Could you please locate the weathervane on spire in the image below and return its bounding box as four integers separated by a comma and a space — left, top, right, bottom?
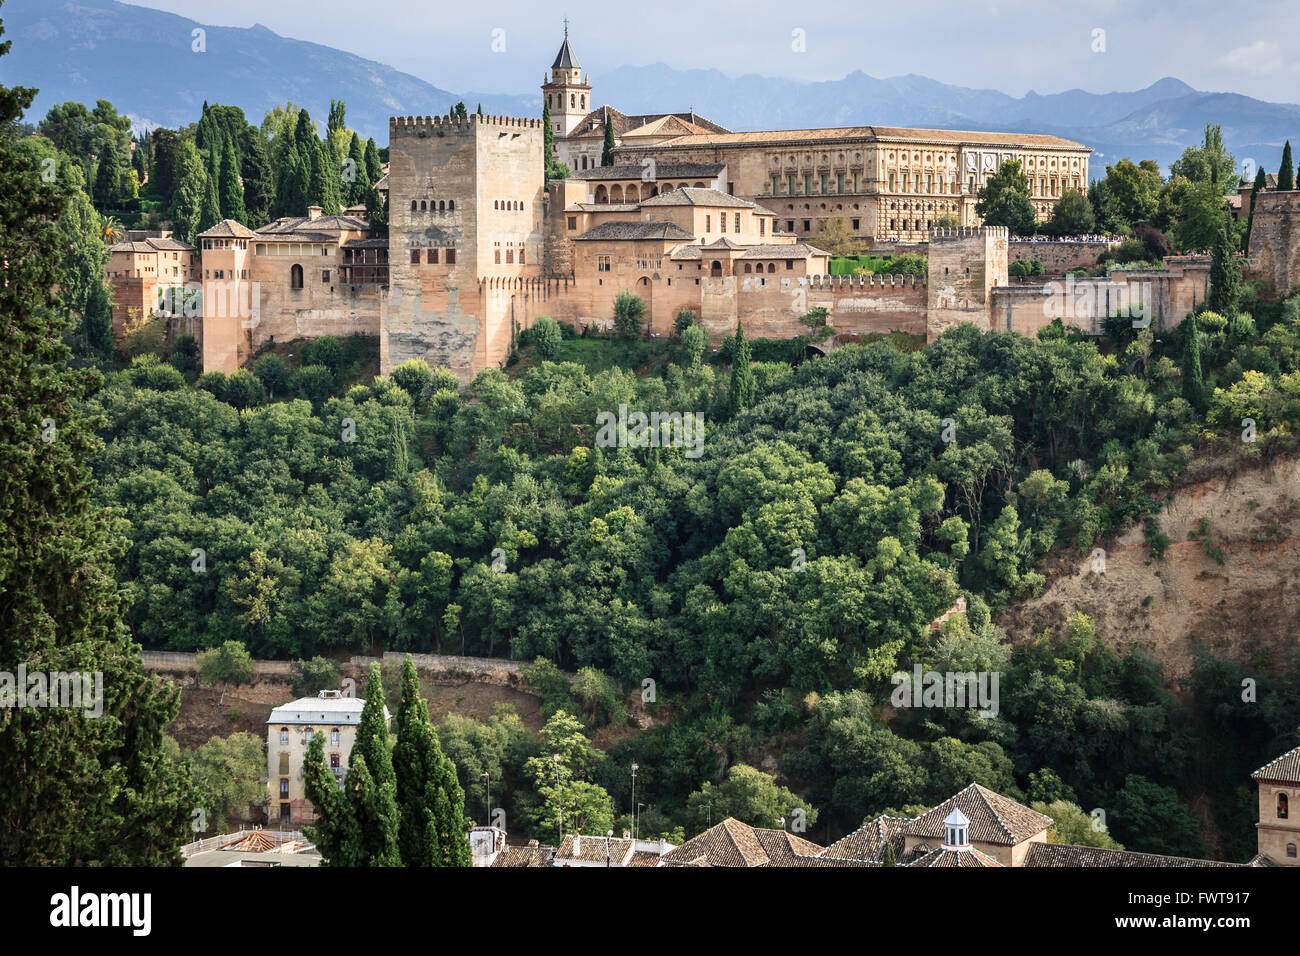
563, 17, 569, 39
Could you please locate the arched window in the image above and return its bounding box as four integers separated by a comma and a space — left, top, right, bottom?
710, 260, 722, 277
1279, 793, 1290, 819
767, 263, 775, 273
439, 200, 446, 212
610, 185, 624, 202
280, 727, 289, 745
580, 95, 585, 109
570, 93, 575, 108
743, 263, 752, 273
595, 185, 608, 204
493, 200, 499, 210
420, 200, 427, 211
330, 728, 340, 748
290, 264, 303, 289
410, 200, 417, 211
448, 200, 455, 211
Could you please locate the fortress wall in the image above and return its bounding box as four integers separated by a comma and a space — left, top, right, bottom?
1008, 239, 1119, 273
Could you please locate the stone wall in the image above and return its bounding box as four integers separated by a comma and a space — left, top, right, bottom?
1008, 239, 1119, 273
1247, 190, 1300, 296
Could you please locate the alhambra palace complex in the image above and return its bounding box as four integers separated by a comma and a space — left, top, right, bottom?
105, 33, 1300, 381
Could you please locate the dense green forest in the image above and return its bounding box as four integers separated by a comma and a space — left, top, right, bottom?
76, 277, 1300, 856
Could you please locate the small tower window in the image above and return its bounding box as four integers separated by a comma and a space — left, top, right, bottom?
290, 264, 303, 289
1279, 793, 1290, 819
1289, 844, 1298, 858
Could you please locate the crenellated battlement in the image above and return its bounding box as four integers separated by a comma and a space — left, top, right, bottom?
930, 225, 1009, 240
390, 114, 544, 137
804, 273, 928, 289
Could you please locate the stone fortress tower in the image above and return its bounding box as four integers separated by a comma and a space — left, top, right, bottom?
382, 113, 546, 379
1247, 190, 1300, 295
927, 226, 1009, 339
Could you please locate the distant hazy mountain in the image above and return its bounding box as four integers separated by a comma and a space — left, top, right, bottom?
0, 0, 535, 140
4, 0, 1299, 176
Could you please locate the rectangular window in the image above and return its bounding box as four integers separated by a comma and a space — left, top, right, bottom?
428, 248, 438, 264
568, 216, 577, 230
330, 730, 339, 747
759, 219, 765, 236
720, 214, 726, 233
506, 249, 514, 263
494, 249, 501, 264
410, 250, 420, 265
802, 220, 810, 232
785, 260, 794, 270
322, 270, 330, 282
597, 255, 611, 273
852, 219, 860, 231
279, 753, 289, 775
519, 247, 525, 265
446, 248, 456, 265
786, 221, 794, 232
705, 215, 711, 231
734, 213, 740, 232
280, 728, 288, 745
279, 778, 289, 799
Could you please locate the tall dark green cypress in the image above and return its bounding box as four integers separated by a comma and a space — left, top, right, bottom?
303, 731, 351, 865
1245, 165, 1267, 252
345, 131, 368, 206
93, 136, 120, 208
1181, 312, 1205, 412
728, 318, 756, 416
1279, 141, 1295, 192
393, 658, 471, 867
1208, 219, 1241, 315
543, 101, 555, 180
0, 20, 195, 863
601, 109, 616, 166
218, 135, 246, 223
363, 137, 382, 186
197, 153, 221, 233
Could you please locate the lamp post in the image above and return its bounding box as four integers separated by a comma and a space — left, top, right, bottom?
553, 754, 563, 841
481, 771, 490, 826
630, 763, 638, 841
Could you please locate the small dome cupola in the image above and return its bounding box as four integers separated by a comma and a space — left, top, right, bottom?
943, 808, 970, 849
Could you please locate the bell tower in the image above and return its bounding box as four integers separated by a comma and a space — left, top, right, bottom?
542, 22, 590, 139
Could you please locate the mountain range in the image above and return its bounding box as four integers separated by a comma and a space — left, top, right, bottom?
4, 0, 1300, 177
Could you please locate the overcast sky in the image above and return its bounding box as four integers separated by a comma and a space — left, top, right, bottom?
125, 0, 1300, 102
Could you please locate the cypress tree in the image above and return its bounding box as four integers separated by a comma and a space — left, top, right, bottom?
601, 110, 615, 166
363, 137, 382, 186
1208, 219, 1241, 315
239, 128, 274, 226
93, 136, 120, 208
354, 664, 395, 790
543, 101, 554, 180
728, 319, 756, 416
303, 731, 352, 864
1279, 141, 1295, 192
1181, 312, 1205, 412
393, 658, 471, 866
345, 131, 368, 206
197, 156, 221, 233
882, 840, 897, 866
341, 753, 401, 866
218, 135, 246, 223
1245, 165, 1267, 252
169, 140, 205, 244
0, 31, 196, 863
318, 135, 343, 215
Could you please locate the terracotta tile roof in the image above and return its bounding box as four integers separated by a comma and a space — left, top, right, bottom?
904, 784, 1052, 846
198, 219, 258, 239
491, 843, 556, 867
669, 241, 826, 261
555, 835, 635, 864
568, 105, 729, 141
640, 187, 758, 209
1252, 745, 1300, 784
907, 845, 1004, 867
822, 815, 913, 863
575, 162, 725, 182
256, 215, 369, 235
571, 203, 641, 212
573, 221, 695, 241
1024, 843, 1239, 868
622, 125, 1088, 152
658, 818, 776, 867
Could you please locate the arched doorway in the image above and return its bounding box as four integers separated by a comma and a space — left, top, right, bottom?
710, 260, 723, 277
